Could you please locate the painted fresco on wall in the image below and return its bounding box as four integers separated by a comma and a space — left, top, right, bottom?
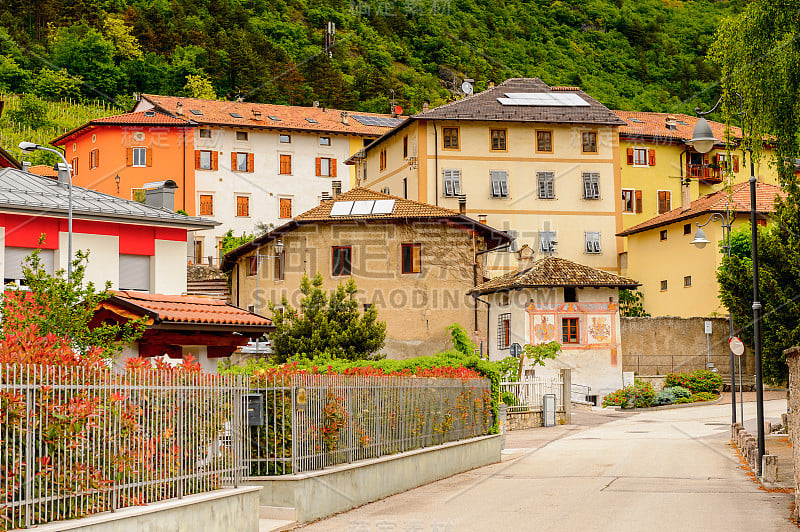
532, 315, 556, 343
587, 315, 612, 344
526, 301, 618, 350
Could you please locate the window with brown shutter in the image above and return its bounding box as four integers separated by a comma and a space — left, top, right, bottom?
331, 158, 337, 177
145, 148, 152, 167
536, 130, 553, 153
248, 255, 259, 276
733, 155, 740, 172
279, 198, 292, 218
401, 243, 421, 274
657, 191, 671, 214
89, 149, 99, 169
196, 150, 213, 170
442, 127, 459, 149
332, 246, 352, 276
562, 318, 579, 344
236, 195, 249, 217
71, 157, 78, 176
626, 147, 634, 165
274, 250, 285, 280
621, 189, 635, 213
635, 190, 643, 213
581, 131, 598, 153
403, 136, 408, 158
279, 154, 291, 175
490, 129, 507, 151
248, 153, 254, 172
199, 194, 213, 216
379, 149, 387, 171
648, 149, 656, 166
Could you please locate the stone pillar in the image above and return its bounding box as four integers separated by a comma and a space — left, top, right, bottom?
561, 368, 572, 425
763, 454, 778, 484
783, 346, 800, 519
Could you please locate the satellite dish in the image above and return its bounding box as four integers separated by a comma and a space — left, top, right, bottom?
461, 81, 474, 95
394, 105, 403, 116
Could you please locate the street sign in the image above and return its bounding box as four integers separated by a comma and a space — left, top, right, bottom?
510, 343, 522, 357
729, 336, 746, 357
704, 320, 713, 334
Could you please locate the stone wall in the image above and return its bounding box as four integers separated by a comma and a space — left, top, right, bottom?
506, 411, 543, 431
621, 316, 754, 376
786, 346, 800, 520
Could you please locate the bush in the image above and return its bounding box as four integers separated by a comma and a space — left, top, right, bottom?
651, 386, 692, 406
602, 380, 655, 408
501, 391, 516, 406
665, 372, 692, 389
672, 386, 692, 399
665, 370, 723, 394
691, 392, 718, 402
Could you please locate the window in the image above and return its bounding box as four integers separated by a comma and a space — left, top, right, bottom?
443, 127, 459, 149
585, 231, 601, 254
248, 254, 259, 276
320, 136, 331, 146
279, 198, 292, 218
279, 134, 291, 143
119, 255, 150, 292
234, 152, 251, 172
403, 178, 408, 199
236, 195, 249, 217
622, 189, 635, 213
236, 131, 248, 141
279, 154, 291, 174
71, 157, 78, 176
193, 239, 203, 264
443, 169, 461, 197
199, 194, 213, 216
401, 243, 421, 274
536, 130, 553, 153
199, 129, 211, 138
684, 223, 692, 235
657, 190, 671, 214
197, 150, 214, 170
562, 318, 579, 344
490, 170, 509, 198
498, 313, 511, 349
131, 147, 147, 167
507, 230, 518, 252
582, 131, 598, 153
332, 180, 342, 197
274, 250, 285, 280
564, 287, 577, 303
89, 149, 99, 169
539, 231, 556, 254
659, 229, 667, 241
582, 173, 600, 199
684, 275, 692, 287
660, 280, 668, 291
537, 172, 555, 199
490, 129, 507, 151
403, 136, 408, 158
332, 246, 352, 276
4, 247, 54, 283
316, 157, 336, 177
379, 149, 387, 171
633, 148, 648, 166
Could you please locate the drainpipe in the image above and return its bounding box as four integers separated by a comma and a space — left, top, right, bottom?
433, 120, 438, 205
183, 126, 187, 212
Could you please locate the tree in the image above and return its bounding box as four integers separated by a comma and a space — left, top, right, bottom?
711, 1, 800, 383
219, 229, 256, 257
1, 247, 146, 358
619, 289, 650, 317
33, 68, 83, 100
183, 74, 217, 100
5, 93, 50, 128
269, 273, 386, 362
103, 16, 143, 61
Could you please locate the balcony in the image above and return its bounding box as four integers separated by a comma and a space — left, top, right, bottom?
687, 163, 723, 184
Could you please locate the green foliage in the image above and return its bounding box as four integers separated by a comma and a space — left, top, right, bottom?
495, 356, 520, 382
268, 273, 387, 363
447, 323, 477, 357
6, 93, 50, 128
219, 229, 257, 257
501, 391, 516, 406
183, 74, 217, 100
691, 392, 718, 402
1, 247, 146, 358
602, 380, 655, 408
665, 370, 722, 393
665, 372, 691, 390
651, 385, 691, 406
618, 289, 650, 317
32, 69, 83, 100
522, 341, 561, 367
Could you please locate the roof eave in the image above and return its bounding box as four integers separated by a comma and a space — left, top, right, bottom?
471, 282, 640, 295
0, 204, 219, 230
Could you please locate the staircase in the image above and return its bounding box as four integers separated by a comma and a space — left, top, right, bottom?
186, 278, 229, 300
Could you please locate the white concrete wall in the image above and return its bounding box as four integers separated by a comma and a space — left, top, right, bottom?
61, 232, 120, 289
191, 126, 354, 255
152, 239, 188, 295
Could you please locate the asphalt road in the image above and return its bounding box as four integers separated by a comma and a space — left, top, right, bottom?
300, 400, 796, 532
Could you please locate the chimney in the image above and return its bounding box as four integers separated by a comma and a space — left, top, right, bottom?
340, 111, 349, 125
665, 115, 677, 130
175, 101, 183, 116
313, 101, 320, 108
488, 81, 495, 89
422, 102, 429, 112
681, 179, 691, 211
55, 162, 70, 184
478, 214, 487, 224
144, 180, 179, 211
457, 194, 467, 214
516, 244, 536, 270
21, 161, 31, 173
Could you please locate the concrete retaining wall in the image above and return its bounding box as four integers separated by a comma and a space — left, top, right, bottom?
785, 346, 800, 520
248, 434, 502, 523
20, 487, 262, 532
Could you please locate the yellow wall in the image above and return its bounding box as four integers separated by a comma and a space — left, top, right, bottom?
622, 215, 753, 317
359, 120, 621, 275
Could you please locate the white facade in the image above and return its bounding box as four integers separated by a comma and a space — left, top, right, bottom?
486, 286, 623, 400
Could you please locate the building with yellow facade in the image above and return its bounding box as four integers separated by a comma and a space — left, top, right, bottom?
618, 182, 784, 317
346, 78, 626, 277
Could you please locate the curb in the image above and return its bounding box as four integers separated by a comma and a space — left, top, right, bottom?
598, 395, 723, 412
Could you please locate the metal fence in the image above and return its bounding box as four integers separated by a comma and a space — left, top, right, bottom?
246, 374, 493, 476
571, 383, 592, 404
0, 364, 248, 530
500, 377, 564, 413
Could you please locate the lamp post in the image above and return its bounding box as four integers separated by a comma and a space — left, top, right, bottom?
254, 239, 284, 315
19, 142, 73, 280
689, 96, 766, 475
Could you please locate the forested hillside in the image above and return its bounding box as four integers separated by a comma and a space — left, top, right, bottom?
0, 0, 742, 114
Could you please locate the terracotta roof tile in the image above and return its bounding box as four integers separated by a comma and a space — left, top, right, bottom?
618, 181, 785, 236
614, 110, 742, 144
27, 165, 58, 177
471, 256, 639, 293
112, 291, 272, 327
414, 78, 625, 126
294, 187, 459, 222
141, 94, 402, 136
51, 111, 192, 145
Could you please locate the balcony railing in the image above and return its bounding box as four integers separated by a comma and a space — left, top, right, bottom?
687, 163, 723, 184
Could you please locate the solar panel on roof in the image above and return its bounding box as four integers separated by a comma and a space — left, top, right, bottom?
497, 93, 589, 107
372, 199, 395, 214
268, 116, 281, 121
350, 115, 404, 128
229, 112, 243, 118
629, 118, 644, 124
330, 201, 354, 216
306, 118, 318, 124
350, 200, 375, 215
190, 109, 203, 115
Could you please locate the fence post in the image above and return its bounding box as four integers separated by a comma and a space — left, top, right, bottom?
561, 369, 572, 425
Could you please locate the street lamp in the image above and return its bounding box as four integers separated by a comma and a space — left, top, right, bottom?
690, 95, 766, 476
19, 142, 73, 280
254, 238, 284, 315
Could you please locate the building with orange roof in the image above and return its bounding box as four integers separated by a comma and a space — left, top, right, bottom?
50, 96, 401, 266
221, 188, 512, 359
617, 181, 785, 317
